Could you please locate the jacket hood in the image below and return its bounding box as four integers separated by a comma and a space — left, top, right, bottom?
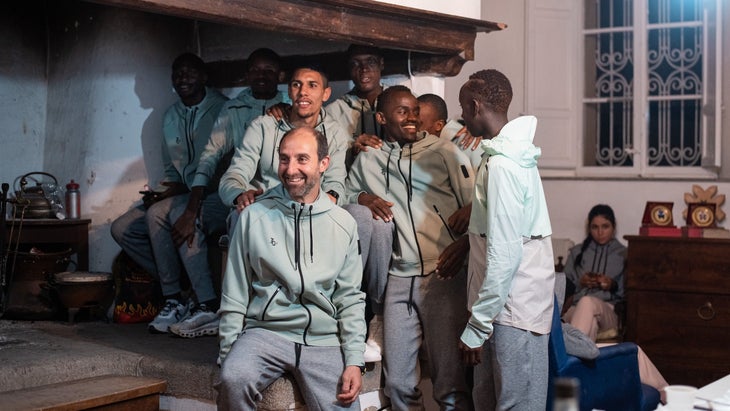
341, 87, 382, 111
173, 87, 226, 115
257, 183, 335, 217
234, 88, 288, 106
482, 115, 541, 168
279, 108, 330, 132
257, 184, 336, 270
380, 131, 442, 201
384, 131, 438, 156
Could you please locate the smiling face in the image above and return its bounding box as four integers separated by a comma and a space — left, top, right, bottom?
288, 68, 331, 123
590, 215, 615, 245
278, 128, 329, 203
172, 61, 207, 106
377, 89, 420, 146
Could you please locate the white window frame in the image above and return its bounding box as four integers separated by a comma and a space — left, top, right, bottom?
576, 0, 722, 179
528, 0, 722, 178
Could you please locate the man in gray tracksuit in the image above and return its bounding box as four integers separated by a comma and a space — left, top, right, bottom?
346, 85, 474, 410
218, 66, 347, 221
217, 127, 366, 410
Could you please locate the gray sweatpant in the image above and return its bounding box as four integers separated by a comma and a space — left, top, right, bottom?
342, 204, 393, 314
383, 274, 473, 411
216, 328, 360, 411
110, 192, 227, 302
473, 324, 549, 411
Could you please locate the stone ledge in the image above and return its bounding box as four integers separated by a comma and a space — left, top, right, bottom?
0, 320, 383, 409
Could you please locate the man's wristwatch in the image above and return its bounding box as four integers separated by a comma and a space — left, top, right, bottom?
326, 190, 340, 202
358, 365, 366, 375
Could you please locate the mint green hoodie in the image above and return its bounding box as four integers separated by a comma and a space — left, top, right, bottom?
218, 184, 366, 366
461, 115, 554, 348
193, 88, 289, 188
346, 132, 473, 277
161, 87, 228, 190
218, 109, 348, 206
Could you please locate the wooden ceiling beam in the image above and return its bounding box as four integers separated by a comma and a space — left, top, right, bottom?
87, 0, 505, 60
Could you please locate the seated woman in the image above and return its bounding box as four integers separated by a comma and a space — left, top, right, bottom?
563, 204, 624, 341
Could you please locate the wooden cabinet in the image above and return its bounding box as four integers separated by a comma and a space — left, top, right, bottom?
624, 235, 730, 387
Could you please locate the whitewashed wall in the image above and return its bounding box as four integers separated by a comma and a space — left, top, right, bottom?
0, 9, 46, 186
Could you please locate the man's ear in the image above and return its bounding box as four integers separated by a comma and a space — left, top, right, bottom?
376, 111, 386, 125
470, 98, 481, 116
323, 86, 332, 103
319, 155, 330, 174
434, 119, 446, 134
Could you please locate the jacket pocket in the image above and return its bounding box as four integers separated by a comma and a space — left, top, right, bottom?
318, 290, 337, 316
261, 285, 283, 322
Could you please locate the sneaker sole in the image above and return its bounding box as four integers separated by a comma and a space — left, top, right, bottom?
169, 325, 218, 338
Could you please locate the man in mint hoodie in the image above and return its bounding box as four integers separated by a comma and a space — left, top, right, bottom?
346, 85, 474, 410
167, 48, 290, 339
111, 53, 228, 336
457, 69, 555, 410
218, 65, 347, 215
217, 127, 366, 410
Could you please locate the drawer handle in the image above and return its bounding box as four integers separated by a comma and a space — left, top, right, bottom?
697, 302, 716, 321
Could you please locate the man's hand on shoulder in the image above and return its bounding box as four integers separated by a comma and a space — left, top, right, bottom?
235, 188, 264, 212
266, 103, 291, 121
336, 365, 363, 405
358, 193, 394, 222
353, 133, 383, 154
453, 126, 481, 151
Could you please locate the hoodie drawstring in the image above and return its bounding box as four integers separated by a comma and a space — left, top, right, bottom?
396, 144, 425, 276
181, 106, 199, 186
292, 204, 301, 270
308, 205, 314, 263
292, 203, 315, 267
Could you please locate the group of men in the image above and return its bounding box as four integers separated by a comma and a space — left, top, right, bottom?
111, 44, 555, 410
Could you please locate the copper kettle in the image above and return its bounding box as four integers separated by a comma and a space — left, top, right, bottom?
13, 172, 59, 219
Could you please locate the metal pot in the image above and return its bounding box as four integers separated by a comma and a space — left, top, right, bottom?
52, 271, 114, 310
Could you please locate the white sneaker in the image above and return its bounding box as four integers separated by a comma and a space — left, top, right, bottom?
148, 299, 192, 334
364, 315, 384, 362
364, 341, 382, 363
169, 303, 219, 338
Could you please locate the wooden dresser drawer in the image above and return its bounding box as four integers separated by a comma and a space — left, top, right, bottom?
626, 236, 730, 293
627, 290, 730, 386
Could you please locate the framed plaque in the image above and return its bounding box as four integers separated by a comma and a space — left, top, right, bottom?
642, 202, 674, 227
687, 203, 716, 228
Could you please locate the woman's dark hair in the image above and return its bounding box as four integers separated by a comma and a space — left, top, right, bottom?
575, 204, 616, 268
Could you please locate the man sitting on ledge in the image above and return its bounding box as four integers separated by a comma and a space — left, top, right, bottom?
216, 127, 366, 410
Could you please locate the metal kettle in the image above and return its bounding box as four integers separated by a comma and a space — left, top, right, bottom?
13, 172, 59, 219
